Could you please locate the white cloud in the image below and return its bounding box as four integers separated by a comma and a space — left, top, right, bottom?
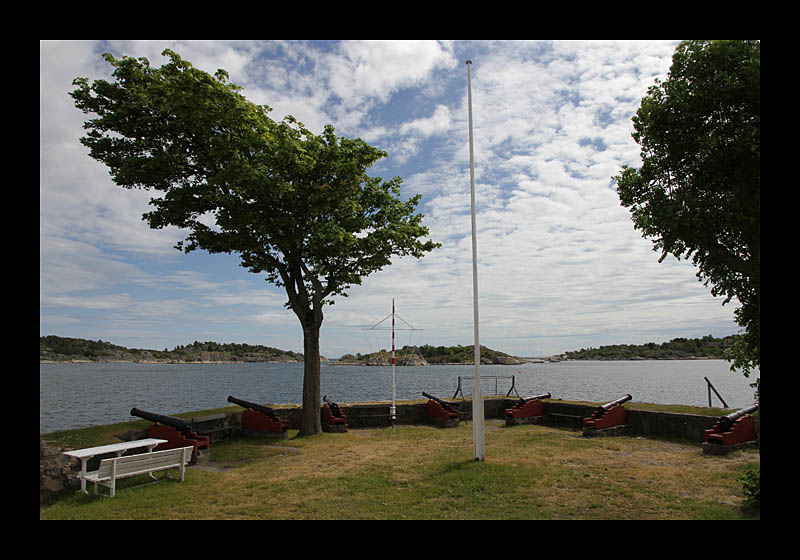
329, 40, 457, 103
39, 237, 147, 298
400, 105, 452, 137
41, 40, 741, 357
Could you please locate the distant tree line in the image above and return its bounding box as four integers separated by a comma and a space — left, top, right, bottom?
563, 335, 738, 360
40, 335, 303, 362
173, 340, 302, 358
40, 335, 128, 359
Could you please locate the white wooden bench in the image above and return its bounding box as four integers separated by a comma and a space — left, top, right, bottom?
62, 438, 168, 494
82, 446, 193, 497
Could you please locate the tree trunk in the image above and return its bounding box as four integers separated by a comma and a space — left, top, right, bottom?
298, 320, 322, 437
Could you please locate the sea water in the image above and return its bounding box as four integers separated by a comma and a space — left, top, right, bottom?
39, 360, 758, 433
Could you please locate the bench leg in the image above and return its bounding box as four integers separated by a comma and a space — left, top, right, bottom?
109, 460, 117, 497
179, 447, 187, 482
79, 459, 89, 494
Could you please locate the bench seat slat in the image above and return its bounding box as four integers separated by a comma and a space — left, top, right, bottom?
102, 452, 184, 476
87, 458, 182, 481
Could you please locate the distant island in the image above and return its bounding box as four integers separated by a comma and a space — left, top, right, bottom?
40, 334, 739, 364
561, 335, 738, 361
338, 344, 527, 366
40, 336, 305, 364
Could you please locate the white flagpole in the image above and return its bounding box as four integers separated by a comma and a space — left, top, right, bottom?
466, 59, 486, 461
391, 298, 397, 421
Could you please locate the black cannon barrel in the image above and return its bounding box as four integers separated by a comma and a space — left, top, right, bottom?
520, 392, 551, 403
599, 394, 632, 412
227, 395, 278, 419
130, 407, 192, 436
423, 391, 456, 411
718, 402, 759, 432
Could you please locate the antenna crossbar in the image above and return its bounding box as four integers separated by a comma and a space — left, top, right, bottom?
362, 314, 422, 331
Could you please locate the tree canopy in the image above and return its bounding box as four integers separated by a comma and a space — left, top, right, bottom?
71, 49, 440, 434
614, 40, 759, 387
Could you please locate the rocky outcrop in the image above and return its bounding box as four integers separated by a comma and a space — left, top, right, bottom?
40, 439, 80, 502
336, 353, 526, 366
487, 355, 526, 365
350, 355, 428, 366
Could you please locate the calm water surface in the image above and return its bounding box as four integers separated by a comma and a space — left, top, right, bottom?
39, 360, 758, 433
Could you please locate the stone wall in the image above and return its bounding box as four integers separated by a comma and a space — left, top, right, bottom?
625, 408, 719, 441
40, 439, 81, 502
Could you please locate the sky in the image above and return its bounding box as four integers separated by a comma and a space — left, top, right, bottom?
40, 40, 742, 358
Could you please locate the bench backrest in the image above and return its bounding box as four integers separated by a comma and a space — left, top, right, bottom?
96, 446, 193, 479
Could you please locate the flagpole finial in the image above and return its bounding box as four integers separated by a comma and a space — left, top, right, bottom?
466, 59, 472, 64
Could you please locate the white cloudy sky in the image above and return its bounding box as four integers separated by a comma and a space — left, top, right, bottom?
41, 39, 741, 358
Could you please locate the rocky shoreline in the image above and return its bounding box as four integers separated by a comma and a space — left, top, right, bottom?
39, 352, 311, 365
40, 354, 721, 365
336, 354, 529, 366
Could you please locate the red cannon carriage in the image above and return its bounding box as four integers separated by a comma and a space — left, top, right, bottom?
227, 395, 291, 436
322, 395, 348, 432
130, 407, 210, 462
704, 403, 759, 446
423, 391, 461, 427
583, 394, 632, 432
505, 392, 551, 423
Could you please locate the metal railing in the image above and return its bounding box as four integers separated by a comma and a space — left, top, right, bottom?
704, 376, 729, 408
453, 375, 520, 400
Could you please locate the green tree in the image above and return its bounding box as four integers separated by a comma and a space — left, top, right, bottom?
71, 50, 439, 435
614, 40, 759, 391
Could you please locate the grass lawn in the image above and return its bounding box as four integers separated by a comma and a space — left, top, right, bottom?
40, 418, 759, 520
